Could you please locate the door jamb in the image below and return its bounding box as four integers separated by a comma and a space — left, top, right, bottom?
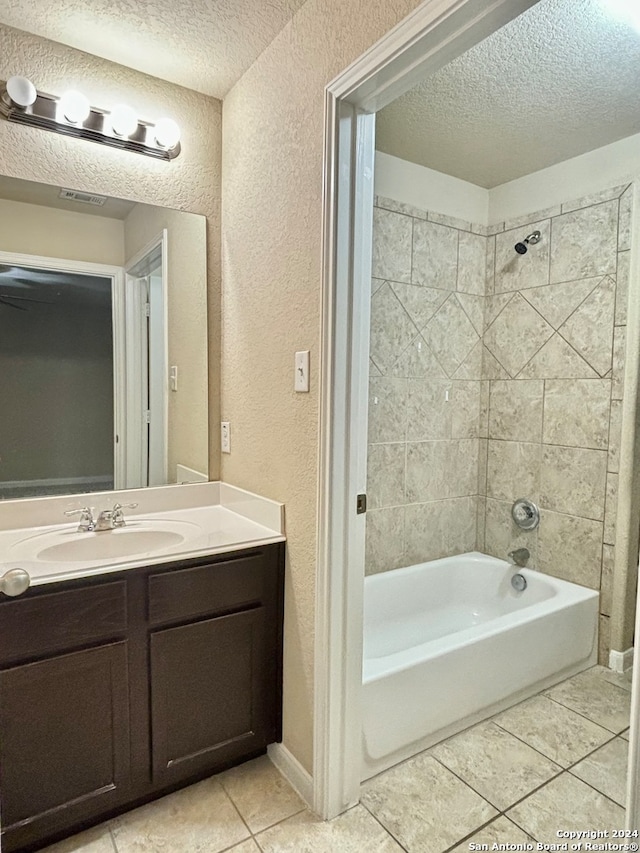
314, 0, 546, 821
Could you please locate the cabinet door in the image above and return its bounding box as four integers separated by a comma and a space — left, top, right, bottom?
0, 642, 130, 852
150, 607, 268, 785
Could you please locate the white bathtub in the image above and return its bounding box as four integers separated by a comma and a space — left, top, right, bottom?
362, 551, 599, 779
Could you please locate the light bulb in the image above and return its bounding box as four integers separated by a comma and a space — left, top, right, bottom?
59, 90, 91, 124
154, 117, 181, 150
5, 75, 37, 108
110, 104, 138, 137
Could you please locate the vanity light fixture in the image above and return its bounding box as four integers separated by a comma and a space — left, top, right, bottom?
59, 90, 91, 124
110, 104, 139, 138
0, 75, 181, 160
5, 75, 36, 108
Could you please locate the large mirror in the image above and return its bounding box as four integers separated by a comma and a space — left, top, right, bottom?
0, 175, 208, 499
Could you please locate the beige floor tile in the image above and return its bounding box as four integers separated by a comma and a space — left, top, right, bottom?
42, 826, 115, 853
570, 737, 628, 806
601, 668, 634, 692
493, 694, 612, 767
228, 841, 262, 852
255, 805, 403, 852
508, 773, 624, 841
449, 816, 534, 853
430, 721, 561, 811
621, 729, 630, 741
111, 777, 249, 853
545, 667, 631, 732
361, 752, 497, 853
219, 755, 305, 833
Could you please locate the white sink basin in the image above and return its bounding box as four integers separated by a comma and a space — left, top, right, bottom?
10, 520, 202, 564
37, 529, 185, 562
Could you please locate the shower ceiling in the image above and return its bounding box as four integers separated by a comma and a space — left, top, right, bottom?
375, 0, 640, 188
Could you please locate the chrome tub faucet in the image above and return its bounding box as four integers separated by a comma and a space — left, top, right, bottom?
508, 547, 530, 568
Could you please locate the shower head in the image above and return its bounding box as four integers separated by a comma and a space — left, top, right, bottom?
514, 230, 542, 255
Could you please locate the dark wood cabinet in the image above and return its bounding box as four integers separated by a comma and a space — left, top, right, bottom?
150, 607, 268, 784
0, 543, 284, 853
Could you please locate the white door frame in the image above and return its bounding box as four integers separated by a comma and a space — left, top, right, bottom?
314, 0, 566, 821
124, 230, 169, 487
0, 249, 125, 488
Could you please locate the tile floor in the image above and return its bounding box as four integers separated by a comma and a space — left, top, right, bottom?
43, 665, 632, 853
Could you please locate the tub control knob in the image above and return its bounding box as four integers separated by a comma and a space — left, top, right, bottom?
511, 498, 540, 530
0, 568, 30, 597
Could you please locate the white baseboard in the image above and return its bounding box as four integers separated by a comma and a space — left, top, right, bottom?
609, 647, 634, 673
267, 743, 313, 808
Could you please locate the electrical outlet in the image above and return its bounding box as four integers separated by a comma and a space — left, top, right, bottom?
221, 421, 230, 453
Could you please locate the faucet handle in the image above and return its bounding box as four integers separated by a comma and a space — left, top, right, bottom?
64, 507, 95, 531
112, 502, 138, 527
64, 506, 93, 517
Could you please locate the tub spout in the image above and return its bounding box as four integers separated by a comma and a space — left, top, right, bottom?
508, 547, 530, 568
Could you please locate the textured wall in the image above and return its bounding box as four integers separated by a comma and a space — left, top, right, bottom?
0, 196, 124, 264
124, 205, 209, 481
0, 23, 222, 478
221, 0, 425, 772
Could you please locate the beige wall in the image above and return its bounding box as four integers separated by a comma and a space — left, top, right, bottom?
221, 0, 425, 772
0, 197, 124, 264
0, 23, 222, 478
124, 204, 209, 481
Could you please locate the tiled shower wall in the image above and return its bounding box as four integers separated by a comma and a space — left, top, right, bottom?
365, 184, 633, 662
366, 202, 487, 575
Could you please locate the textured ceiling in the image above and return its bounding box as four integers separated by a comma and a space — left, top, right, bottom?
0, 0, 307, 98
376, 0, 640, 188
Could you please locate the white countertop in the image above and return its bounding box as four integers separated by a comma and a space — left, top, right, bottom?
0, 482, 285, 587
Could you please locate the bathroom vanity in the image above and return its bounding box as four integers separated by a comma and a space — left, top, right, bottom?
0, 483, 285, 853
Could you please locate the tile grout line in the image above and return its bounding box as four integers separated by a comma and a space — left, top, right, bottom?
438, 814, 508, 853
249, 805, 308, 846
359, 800, 412, 853
217, 780, 255, 844
543, 689, 629, 734
490, 714, 617, 772
109, 827, 119, 853
427, 749, 505, 813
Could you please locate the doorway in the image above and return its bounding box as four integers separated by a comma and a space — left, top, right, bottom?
0, 252, 121, 498
316, 0, 640, 831
124, 232, 168, 489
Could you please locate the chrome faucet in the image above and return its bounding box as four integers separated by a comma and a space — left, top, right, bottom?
64, 506, 96, 532
64, 503, 138, 532
508, 547, 530, 568
95, 502, 138, 531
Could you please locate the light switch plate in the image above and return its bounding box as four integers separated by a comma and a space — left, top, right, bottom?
221, 421, 230, 453
295, 351, 310, 392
